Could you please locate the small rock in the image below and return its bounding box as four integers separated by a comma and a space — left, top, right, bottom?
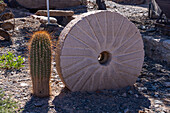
138, 87, 147, 92
60, 84, 65, 88
51, 78, 55, 82
122, 93, 127, 97
58, 82, 65, 88
0, 2, 6, 13
124, 108, 129, 113
1, 12, 14, 21
152, 86, 157, 90
146, 27, 156, 32
139, 25, 147, 30
23, 97, 28, 100
164, 82, 170, 88
136, 78, 141, 82
20, 83, 28, 87
11, 71, 14, 75
34, 102, 43, 107
154, 100, 163, 105
138, 110, 145, 113
153, 38, 161, 43
16, 95, 21, 98
128, 90, 133, 95
52, 62, 56, 66
154, 104, 160, 108
53, 68, 57, 73
135, 94, 139, 98
112, 90, 117, 94
154, 94, 159, 98
31, 15, 57, 24
1, 22, 14, 31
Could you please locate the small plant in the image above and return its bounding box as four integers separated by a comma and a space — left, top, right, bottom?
0, 52, 25, 69
29, 31, 52, 97
0, 88, 18, 113
0, 0, 4, 3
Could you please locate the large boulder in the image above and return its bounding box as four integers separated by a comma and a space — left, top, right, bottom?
8, 0, 86, 9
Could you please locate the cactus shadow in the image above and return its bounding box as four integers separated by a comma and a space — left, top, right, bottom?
22, 96, 50, 113
0, 40, 12, 47
52, 86, 151, 112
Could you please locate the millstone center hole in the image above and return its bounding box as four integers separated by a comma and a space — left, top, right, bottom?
98, 51, 111, 65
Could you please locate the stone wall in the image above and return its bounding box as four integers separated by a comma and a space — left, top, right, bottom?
143, 36, 170, 66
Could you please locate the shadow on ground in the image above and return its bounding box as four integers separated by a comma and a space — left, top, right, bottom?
21, 57, 170, 113
52, 86, 151, 113
22, 86, 150, 113
137, 57, 170, 108
0, 40, 12, 47
22, 96, 50, 113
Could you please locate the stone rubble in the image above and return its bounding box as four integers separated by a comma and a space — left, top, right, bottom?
31, 15, 57, 24
143, 36, 170, 66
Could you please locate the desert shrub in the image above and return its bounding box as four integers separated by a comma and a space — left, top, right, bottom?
0, 88, 18, 113
0, 0, 4, 3
0, 52, 25, 69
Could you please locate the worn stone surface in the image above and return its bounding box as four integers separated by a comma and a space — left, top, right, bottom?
1, 22, 14, 31
163, 40, 170, 50
0, 28, 11, 41
0, 12, 14, 21
35, 10, 74, 17
31, 15, 57, 24
143, 36, 170, 66
56, 11, 144, 92
164, 82, 170, 88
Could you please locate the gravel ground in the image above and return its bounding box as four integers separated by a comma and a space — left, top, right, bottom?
0, 1, 170, 113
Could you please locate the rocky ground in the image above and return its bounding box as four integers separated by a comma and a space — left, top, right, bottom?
0, 1, 170, 113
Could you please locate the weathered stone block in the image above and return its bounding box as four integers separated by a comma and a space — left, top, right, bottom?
35, 10, 74, 17
143, 36, 170, 66
163, 40, 170, 50
31, 15, 57, 24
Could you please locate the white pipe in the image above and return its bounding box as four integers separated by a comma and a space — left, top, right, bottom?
47, 0, 50, 24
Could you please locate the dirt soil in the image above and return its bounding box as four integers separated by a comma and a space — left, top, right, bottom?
0, 1, 170, 113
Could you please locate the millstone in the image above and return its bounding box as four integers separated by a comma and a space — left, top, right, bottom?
56, 11, 144, 92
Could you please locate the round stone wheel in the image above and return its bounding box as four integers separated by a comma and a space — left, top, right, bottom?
56, 11, 144, 92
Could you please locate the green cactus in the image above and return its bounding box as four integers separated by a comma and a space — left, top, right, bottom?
29, 31, 52, 97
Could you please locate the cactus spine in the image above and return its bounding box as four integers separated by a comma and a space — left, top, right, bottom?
29, 31, 52, 97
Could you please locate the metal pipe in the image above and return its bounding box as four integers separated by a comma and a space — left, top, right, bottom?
47, 0, 50, 24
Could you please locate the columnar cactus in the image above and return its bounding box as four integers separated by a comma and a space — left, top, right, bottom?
29, 31, 52, 97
